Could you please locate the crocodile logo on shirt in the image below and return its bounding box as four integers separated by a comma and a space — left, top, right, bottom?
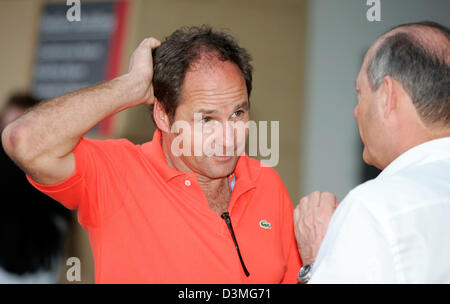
259, 219, 272, 230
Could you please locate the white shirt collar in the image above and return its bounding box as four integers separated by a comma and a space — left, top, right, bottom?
378, 137, 450, 178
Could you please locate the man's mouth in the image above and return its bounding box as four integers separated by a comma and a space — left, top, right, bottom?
212, 155, 233, 162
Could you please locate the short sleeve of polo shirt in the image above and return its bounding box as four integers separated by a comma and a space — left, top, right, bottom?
26, 137, 134, 229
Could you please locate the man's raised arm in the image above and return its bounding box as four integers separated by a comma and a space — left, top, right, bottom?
1, 38, 160, 185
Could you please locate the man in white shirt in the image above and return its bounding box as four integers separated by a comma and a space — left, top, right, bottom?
294, 21, 450, 283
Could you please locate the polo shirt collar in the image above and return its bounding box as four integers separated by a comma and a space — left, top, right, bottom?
141, 129, 185, 181
141, 129, 261, 190
233, 152, 260, 192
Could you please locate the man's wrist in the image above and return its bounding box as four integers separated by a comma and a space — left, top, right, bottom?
116, 73, 150, 108
299, 253, 315, 266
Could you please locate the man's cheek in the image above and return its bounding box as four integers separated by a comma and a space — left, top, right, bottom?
169, 121, 195, 157
192, 129, 206, 157
233, 130, 246, 155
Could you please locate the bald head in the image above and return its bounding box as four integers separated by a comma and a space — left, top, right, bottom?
375, 22, 449, 63
365, 21, 450, 127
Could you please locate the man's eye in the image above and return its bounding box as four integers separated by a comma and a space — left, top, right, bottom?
231, 110, 243, 118
201, 117, 211, 123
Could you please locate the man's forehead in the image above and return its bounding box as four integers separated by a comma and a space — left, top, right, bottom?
182, 60, 247, 99
193, 100, 249, 112
185, 59, 244, 83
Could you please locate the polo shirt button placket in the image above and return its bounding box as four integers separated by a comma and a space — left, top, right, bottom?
184, 180, 191, 187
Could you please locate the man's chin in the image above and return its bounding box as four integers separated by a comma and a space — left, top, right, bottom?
202, 156, 238, 178
362, 148, 373, 166
362, 148, 382, 169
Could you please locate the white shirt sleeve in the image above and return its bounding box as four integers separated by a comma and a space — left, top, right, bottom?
309, 194, 397, 284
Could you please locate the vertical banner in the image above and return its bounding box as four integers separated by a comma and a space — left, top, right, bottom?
32, 0, 129, 138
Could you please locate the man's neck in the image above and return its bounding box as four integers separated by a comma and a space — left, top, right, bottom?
429, 125, 450, 139
384, 124, 450, 170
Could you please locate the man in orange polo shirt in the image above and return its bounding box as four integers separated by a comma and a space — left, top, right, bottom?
2, 25, 301, 283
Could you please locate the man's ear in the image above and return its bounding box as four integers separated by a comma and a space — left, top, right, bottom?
380, 75, 396, 119
153, 99, 171, 133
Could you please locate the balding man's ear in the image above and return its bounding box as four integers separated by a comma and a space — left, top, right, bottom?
153, 99, 171, 133
382, 75, 396, 119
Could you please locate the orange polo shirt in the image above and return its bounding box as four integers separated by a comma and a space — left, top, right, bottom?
27, 130, 301, 283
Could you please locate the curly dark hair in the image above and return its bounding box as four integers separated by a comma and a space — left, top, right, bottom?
151, 25, 253, 124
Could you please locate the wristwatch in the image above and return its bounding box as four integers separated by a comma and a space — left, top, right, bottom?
297, 263, 314, 284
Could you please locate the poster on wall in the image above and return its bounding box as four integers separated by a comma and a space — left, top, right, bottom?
31, 0, 128, 138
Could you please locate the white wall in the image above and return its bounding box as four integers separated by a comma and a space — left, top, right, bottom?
302, 0, 450, 200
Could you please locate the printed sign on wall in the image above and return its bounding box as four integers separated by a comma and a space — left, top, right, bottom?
32, 1, 128, 137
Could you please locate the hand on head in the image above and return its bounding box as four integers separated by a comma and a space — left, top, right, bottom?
127, 37, 161, 105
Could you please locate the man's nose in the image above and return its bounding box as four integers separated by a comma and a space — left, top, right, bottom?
220, 122, 234, 148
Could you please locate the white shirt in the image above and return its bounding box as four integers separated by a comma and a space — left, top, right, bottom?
310, 137, 450, 283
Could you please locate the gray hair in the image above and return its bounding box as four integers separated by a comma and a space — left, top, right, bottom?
367, 21, 450, 126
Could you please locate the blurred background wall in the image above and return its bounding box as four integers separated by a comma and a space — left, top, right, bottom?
0, 0, 448, 283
